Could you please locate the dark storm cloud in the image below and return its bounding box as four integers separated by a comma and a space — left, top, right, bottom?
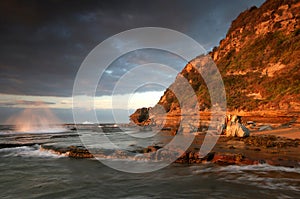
96, 49, 187, 96
0, 0, 265, 97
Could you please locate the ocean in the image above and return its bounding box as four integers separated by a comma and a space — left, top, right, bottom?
0, 125, 299, 199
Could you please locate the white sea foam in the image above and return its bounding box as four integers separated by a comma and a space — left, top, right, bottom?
0, 145, 66, 158
191, 164, 300, 191
191, 164, 300, 174
0, 131, 14, 135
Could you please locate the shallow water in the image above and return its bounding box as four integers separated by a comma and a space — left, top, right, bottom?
0, 126, 299, 199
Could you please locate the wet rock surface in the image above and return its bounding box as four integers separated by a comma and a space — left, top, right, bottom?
41, 144, 94, 158
243, 135, 299, 148
38, 133, 300, 167
144, 134, 300, 167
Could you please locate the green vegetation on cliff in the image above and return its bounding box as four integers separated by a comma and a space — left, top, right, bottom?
155, 0, 300, 113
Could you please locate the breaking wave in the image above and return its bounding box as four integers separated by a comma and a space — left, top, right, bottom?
0, 145, 66, 158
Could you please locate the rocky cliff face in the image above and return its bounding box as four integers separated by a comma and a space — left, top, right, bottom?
131, 0, 300, 129
211, 0, 300, 111
157, 0, 300, 112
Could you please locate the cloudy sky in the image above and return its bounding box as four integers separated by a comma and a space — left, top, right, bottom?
0, 0, 265, 123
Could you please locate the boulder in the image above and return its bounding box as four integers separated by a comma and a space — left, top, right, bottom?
225, 115, 250, 137
259, 125, 273, 131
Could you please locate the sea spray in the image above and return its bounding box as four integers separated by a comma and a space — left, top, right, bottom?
5, 102, 67, 133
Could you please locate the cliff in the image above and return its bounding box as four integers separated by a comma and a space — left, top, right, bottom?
211, 0, 300, 111
131, 0, 300, 130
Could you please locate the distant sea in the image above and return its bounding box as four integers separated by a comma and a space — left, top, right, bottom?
0, 124, 299, 199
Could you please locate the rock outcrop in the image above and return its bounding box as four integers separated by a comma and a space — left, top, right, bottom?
129, 107, 151, 126
224, 115, 250, 137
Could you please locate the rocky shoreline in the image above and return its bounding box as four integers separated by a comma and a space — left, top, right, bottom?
174, 133, 300, 167
1, 118, 299, 168
34, 127, 300, 168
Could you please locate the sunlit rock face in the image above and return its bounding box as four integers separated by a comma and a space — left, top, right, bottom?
159, 0, 300, 113
129, 107, 151, 126
131, 0, 300, 130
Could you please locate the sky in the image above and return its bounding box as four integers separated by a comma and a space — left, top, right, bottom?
0, 0, 265, 124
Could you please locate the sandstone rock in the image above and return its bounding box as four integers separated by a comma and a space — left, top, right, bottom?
211, 153, 254, 166
224, 115, 250, 137
129, 107, 151, 125
144, 145, 162, 153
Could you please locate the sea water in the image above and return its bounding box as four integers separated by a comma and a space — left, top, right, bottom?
0, 125, 299, 199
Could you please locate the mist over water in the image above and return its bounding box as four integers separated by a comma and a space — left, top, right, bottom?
5, 104, 67, 133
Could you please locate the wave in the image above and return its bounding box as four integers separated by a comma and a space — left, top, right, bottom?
192, 164, 300, 174
191, 164, 300, 191
0, 129, 70, 135
0, 130, 14, 135
17, 127, 69, 134
0, 145, 66, 158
